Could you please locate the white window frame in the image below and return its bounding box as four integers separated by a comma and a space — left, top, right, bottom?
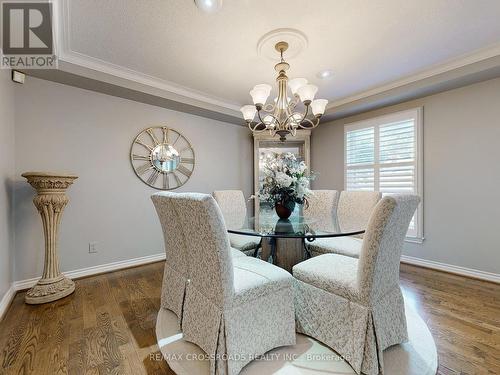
344, 107, 424, 242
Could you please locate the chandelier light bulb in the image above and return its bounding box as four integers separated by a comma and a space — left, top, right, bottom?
297, 84, 318, 103
288, 78, 307, 96
240, 105, 257, 121
311, 99, 328, 116
263, 115, 275, 125
254, 83, 272, 93
250, 84, 272, 105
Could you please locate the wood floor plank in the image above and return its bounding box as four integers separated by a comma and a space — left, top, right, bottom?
0, 261, 498, 374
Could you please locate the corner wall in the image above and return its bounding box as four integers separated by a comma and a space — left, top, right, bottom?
13, 77, 253, 281
312, 77, 500, 276
0, 70, 16, 310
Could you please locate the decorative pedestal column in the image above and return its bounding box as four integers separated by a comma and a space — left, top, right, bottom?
22, 172, 78, 305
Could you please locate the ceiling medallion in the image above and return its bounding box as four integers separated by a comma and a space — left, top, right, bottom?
241, 41, 328, 141
256, 28, 308, 61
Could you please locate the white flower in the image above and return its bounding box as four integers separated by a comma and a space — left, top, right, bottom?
275, 172, 293, 187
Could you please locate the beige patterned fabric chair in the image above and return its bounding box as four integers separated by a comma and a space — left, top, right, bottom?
157, 192, 296, 375
337, 191, 382, 233
213, 190, 260, 255
309, 191, 382, 258
293, 195, 420, 375
152, 194, 247, 326
151, 194, 189, 325
303, 190, 339, 232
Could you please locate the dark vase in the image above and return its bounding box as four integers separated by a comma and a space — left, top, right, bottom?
274, 219, 294, 235
275, 201, 296, 219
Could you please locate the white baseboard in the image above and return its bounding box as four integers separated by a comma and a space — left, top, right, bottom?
0, 285, 17, 321
13, 252, 166, 291
3, 252, 497, 320
401, 255, 500, 284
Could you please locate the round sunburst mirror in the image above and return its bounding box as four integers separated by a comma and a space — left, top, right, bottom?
130, 126, 195, 190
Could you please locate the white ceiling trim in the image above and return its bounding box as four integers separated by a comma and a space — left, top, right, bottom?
53, 0, 242, 113
327, 43, 500, 110
51, 0, 500, 118
58, 49, 243, 112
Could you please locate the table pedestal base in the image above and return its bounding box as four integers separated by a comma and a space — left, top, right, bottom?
261, 237, 307, 273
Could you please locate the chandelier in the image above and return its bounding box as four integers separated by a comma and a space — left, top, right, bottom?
240, 41, 328, 141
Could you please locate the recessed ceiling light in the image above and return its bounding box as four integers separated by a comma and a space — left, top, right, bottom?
317, 69, 334, 79
194, 0, 222, 13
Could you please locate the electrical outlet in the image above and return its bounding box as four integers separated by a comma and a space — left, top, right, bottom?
89, 242, 98, 254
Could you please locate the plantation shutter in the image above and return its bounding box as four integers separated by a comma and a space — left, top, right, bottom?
346, 127, 375, 191
344, 108, 423, 239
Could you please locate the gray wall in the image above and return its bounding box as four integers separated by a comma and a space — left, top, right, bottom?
0, 70, 15, 298
312, 77, 500, 274
13, 77, 253, 281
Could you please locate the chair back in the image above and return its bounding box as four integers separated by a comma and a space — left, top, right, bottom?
213, 190, 247, 229
151, 192, 189, 318
357, 195, 420, 302
303, 190, 339, 232
338, 191, 382, 233
171, 193, 234, 306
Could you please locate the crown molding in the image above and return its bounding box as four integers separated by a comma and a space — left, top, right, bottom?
49, 0, 500, 123
53, 0, 241, 114
327, 43, 500, 110
58, 50, 242, 112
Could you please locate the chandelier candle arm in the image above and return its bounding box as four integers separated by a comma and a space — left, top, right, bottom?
284, 103, 310, 128
242, 41, 329, 141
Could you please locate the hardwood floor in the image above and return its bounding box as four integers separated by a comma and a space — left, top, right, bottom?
0, 262, 498, 375
399, 264, 500, 375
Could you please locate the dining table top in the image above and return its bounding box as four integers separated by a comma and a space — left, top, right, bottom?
226, 207, 365, 240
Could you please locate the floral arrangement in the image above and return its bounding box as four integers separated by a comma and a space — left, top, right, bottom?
258, 152, 314, 210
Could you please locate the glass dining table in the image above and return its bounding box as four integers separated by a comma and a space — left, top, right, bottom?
226, 208, 365, 272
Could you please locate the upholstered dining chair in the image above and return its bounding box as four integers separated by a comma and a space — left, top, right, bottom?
213, 190, 261, 256
151, 194, 189, 326
309, 191, 382, 258
303, 190, 339, 232
293, 195, 420, 375
151, 194, 246, 326
156, 192, 296, 375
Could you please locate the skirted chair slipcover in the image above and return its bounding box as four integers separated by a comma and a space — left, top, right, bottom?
293, 195, 420, 374
153, 192, 296, 375
303, 190, 339, 232
152, 194, 246, 326
213, 190, 261, 255
309, 191, 382, 258
151, 193, 189, 325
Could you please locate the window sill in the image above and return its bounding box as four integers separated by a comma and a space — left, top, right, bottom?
405, 237, 424, 244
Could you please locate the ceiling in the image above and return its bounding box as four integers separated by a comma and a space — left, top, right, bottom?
63, 0, 500, 110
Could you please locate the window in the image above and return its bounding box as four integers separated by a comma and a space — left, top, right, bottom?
344, 108, 423, 241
